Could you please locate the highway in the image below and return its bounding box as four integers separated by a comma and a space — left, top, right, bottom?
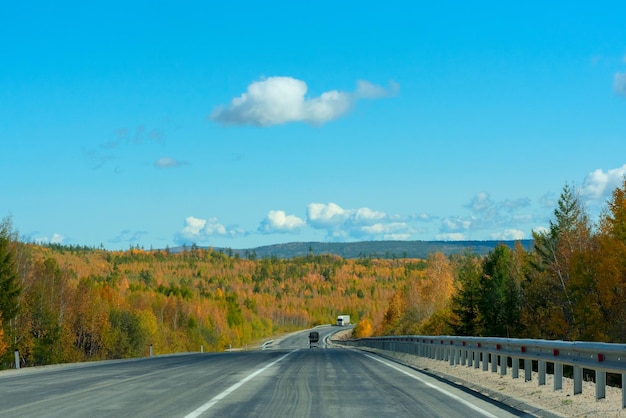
0, 326, 532, 417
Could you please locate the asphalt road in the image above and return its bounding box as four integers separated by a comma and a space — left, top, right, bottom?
0, 327, 532, 417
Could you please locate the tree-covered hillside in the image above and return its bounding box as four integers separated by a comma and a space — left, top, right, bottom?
177, 239, 533, 260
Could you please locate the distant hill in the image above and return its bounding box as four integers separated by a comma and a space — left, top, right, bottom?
173, 240, 534, 259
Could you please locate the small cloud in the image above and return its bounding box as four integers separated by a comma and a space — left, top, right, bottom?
615, 73, 626, 96
539, 192, 556, 208
110, 230, 147, 244
258, 210, 306, 233
490, 229, 525, 240
354, 80, 399, 99
181, 216, 207, 237
501, 198, 531, 211
353, 207, 386, 224
467, 192, 494, 213
532, 226, 549, 235
50, 233, 65, 244
360, 222, 413, 240
307, 202, 351, 228
440, 217, 472, 233
209, 77, 398, 127
155, 157, 188, 169
415, 213, 432, 221
435, 233, 466, 241
580, 164, 626, 200
34, 233, 66, 245
175, 216, 246, 244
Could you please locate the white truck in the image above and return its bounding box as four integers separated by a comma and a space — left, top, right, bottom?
336, 315, 350, 326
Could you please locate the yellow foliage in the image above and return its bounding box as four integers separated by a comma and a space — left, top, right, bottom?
352, 318, 373, 338
0, 319, 7, 357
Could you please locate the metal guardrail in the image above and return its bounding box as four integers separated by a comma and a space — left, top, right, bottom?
336, 335, 626, 409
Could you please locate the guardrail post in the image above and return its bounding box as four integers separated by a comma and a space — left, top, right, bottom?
491, 353, 497, 373
482, 353, 489, 371
573, 366, 582, 395
512, 357, 519, 379
554, 363, 563, 390
500, 355, 507, 376
14, 349, 20, 369
596, 370, 606, 400
538, 361, 546, 385
622, 374, 626, 409
524, 359, 532, 382
149, 344, 153, 357
474, 350, 480, 368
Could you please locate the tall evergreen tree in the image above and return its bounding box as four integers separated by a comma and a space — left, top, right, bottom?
478, 244, 522, 337
531, 183, 592, 338
449, 252, 482, 336
0, 217, 20, 329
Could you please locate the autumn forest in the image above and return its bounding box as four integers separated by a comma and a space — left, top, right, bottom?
2, 178, 626, 369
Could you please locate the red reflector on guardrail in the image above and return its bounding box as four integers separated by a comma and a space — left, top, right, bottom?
598, 353, 605, 362
477, 343, 482, 348
496, 344, 501, 350
553, 349, 559, 356
521, 346, 526, 353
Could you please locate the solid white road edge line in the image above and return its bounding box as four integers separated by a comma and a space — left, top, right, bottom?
184, 350, 297, 418
363, 353, 500, 418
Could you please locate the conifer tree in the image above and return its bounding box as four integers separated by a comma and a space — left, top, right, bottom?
449, 252, 482, 336
531, 184, 592, 338
0, 217, 20, 332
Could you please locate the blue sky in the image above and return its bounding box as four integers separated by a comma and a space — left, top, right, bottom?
2, 1, 626, 250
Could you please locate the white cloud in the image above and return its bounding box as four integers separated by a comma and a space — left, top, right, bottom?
50, 233, 65, 244
532, 226, 549, 235
539, 192, 556, 208
435, 233, 466, 241
502, 198, 531, 211
440, 217, 472, 233
415, 213, 432, 221
155, 157, 187, 168
614, 72, 626, 97
176, 216, 245, 244
355, 80, 399, 99
209, 77, 398, 126
110, 230, 147, 244
307, 202, 351, 228
490, 229, 526, 240
304, 202, 416, 240
35, 233, 66, 245
580, 164, 626, 200
181, 216, 207, 238
204, 218, 230, 236
468, 192, 494, 212
258, 210, 306, 233
360, 222, 413, 239
354, 207, 386, 224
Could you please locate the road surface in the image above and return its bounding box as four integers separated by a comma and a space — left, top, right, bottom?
0, 327, 531, 417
